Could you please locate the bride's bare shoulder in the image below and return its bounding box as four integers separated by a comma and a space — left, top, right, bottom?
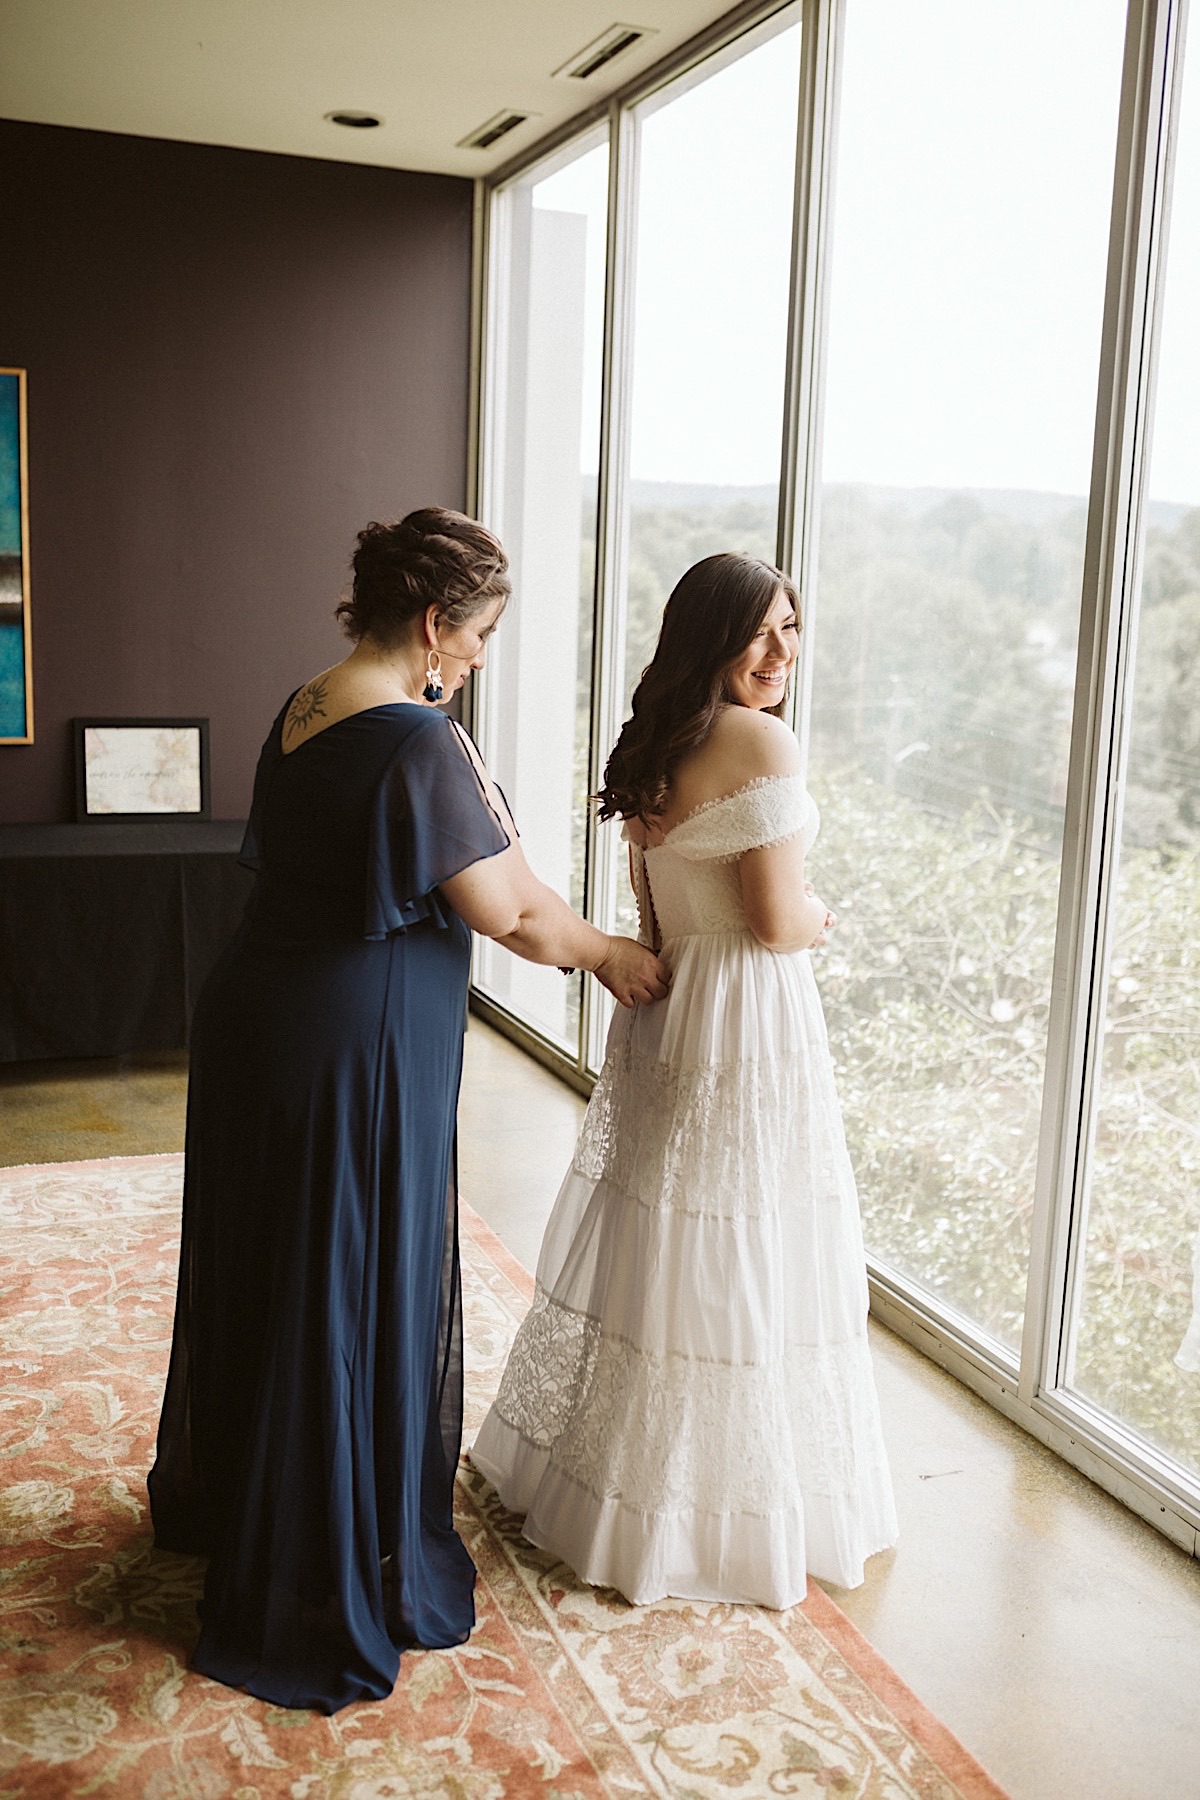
658, 708, 799, 827
707, 705, 801, 778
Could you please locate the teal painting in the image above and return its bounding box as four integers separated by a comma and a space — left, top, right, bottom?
0, 368, 31, 741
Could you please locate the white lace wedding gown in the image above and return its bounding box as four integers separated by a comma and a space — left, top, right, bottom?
471, 774, 898, 1605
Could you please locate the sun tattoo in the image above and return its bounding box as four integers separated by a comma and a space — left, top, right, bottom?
284, 677, 330, 739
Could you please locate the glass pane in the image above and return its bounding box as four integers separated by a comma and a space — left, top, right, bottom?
1071, 33, 1200, 1481
605, 15, 802, 951
474, 137, 608, 1053
808, 0, 1126, 1351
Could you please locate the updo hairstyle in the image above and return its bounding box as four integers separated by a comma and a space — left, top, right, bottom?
336, 507, 511, 647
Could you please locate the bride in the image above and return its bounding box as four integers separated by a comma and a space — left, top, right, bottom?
471, 552, 898, 1606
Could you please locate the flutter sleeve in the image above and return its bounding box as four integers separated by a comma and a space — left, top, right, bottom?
667, 774, 818, 863
364, 713, 511, 939
238, 696, 294, 873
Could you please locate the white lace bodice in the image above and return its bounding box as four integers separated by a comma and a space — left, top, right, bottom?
624, 774, 818, 942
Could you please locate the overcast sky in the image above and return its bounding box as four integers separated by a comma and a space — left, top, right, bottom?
534, 0, 1199, 509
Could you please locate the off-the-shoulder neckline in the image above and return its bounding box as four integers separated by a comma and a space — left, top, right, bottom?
640, 772, 808, 847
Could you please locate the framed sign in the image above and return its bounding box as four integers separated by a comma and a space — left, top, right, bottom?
0, 368, 32, 743
73, 717, 211, 821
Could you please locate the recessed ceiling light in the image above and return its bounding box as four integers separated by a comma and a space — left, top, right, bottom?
325, 110, 383, 129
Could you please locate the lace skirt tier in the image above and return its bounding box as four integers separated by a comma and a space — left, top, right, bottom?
471, 932, 898, 1605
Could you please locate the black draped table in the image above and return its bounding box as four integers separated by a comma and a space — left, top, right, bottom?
0, 821, 254, 1062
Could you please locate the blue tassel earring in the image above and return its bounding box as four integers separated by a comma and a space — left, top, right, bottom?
423, 651, 444, 703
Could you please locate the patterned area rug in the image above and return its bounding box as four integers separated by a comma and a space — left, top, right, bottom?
0, 1154, 1009, 1800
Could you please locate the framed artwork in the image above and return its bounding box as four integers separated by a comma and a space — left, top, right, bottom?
73, 717, 211, 821
0, 368, 32, 743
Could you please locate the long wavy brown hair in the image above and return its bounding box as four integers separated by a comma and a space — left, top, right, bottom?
598, 552, 799, 823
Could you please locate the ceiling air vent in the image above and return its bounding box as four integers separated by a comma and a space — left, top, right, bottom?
457, 109, 536, 151
552, 23, 657, 82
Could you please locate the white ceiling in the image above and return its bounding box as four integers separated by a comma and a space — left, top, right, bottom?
0, 0, 736, 178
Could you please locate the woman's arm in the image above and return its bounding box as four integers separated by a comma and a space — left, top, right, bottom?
711, 708, 832, 952
739, 836, 831, 952
440, 843, 669, 1008
439, 721, 668, 1006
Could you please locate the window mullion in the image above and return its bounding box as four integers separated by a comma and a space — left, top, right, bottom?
1019, 0, 1188, 1411
778, 0, 846, 779
582, 100, 640, 1075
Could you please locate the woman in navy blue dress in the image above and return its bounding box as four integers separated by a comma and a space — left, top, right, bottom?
149, 508, 667, 1712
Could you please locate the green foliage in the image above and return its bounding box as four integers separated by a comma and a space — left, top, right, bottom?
811, 488, 1088, 838
810, 771, 1051, 1350
1074, 845, 1200, 1458
810, 769, 1200, 1472
623, 501, 776, 701
1125, 588, 1200, 847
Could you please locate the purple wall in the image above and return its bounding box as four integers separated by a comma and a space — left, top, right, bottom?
0, 120, 474, 822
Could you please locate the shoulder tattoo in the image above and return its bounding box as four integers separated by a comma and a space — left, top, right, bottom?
284, 677, 330, 738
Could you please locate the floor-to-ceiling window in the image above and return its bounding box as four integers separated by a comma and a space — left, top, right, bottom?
1069, 23, 1200, 1481
473, 0, 1200, 1553
606, 13, 802, 947
474, 132, 609, 1056
475, 12, 802, 1064
806, 0, 1127, 1356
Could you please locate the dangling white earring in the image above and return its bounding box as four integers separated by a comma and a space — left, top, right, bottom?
423, 650, 443, 703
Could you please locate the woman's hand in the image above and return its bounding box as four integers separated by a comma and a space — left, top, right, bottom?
592, 936, 671, 1008
442, 819, 670, 994
805, 881, 837, 950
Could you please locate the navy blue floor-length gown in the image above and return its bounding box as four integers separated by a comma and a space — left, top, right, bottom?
148, 700, 510, 1712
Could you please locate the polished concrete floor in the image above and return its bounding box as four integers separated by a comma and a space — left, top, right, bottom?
0, 1049, 190, 1166
3, 1021, 1199, 1800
